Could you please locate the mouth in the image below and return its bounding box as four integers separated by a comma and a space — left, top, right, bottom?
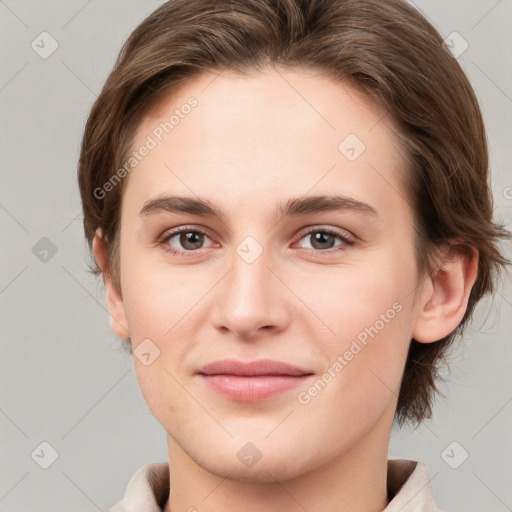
196, 359, 314, 401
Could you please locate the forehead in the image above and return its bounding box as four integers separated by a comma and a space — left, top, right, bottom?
124, 66, 410, 222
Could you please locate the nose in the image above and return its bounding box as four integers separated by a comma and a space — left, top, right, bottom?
211, 243, 291, 340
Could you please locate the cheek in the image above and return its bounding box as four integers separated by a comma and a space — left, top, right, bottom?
119, 245, 204, 338
296, 300, 413, 438
293, 254, 415, 343
295, 252, 416, 405
132, 361, 206, 442
119, 253, 211, 409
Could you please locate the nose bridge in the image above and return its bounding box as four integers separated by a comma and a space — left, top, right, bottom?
227, 235, 275, 311
213, 233, 288, 336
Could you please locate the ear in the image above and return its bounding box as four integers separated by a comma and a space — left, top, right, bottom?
92, 229, 131, 340
412, 244, 479, 343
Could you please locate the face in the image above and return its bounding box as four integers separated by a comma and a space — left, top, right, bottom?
109, 67, 425, 482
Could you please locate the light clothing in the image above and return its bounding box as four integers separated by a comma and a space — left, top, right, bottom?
108, 458, 442, 511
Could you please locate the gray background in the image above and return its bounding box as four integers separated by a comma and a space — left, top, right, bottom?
0, 1, 511, 510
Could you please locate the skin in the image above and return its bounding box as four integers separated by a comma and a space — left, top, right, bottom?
94, 66, 478, 512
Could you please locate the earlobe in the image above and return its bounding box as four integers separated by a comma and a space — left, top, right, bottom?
412, 245, 479, 344
92, 229, 131, 340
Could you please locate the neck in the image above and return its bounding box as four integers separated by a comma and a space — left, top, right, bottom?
163, 413, 393, 512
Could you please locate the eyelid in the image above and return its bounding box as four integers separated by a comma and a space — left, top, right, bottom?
294, 224, 355, 243
157, 225, 216, 251
157, 224, 356, 256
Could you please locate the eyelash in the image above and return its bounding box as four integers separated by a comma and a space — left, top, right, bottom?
157, 225, 356, 257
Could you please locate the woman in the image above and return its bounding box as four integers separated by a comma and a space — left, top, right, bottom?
78, 0, 510, 510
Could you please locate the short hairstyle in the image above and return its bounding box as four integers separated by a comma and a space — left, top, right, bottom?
78, 0, 510, 426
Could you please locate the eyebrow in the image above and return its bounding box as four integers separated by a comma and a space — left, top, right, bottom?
139, 194, 379, 220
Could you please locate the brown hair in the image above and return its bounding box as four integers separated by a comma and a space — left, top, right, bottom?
78, 0, 510, 426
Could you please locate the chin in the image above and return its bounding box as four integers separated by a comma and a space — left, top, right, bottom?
198, 454, 309, 484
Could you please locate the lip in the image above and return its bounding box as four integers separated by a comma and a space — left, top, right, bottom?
196, 359, 314, 401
